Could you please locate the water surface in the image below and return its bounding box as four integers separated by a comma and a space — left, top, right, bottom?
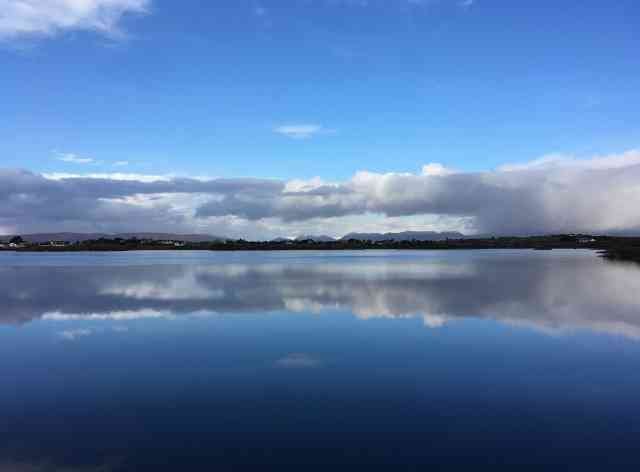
1, 250, 640, 470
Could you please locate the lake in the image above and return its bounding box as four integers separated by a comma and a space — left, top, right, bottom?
1, 249, 640, 470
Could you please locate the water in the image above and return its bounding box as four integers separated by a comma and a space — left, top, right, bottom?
1, 249, 640, 470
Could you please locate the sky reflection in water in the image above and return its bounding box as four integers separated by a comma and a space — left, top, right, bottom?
1, 250, 640, 471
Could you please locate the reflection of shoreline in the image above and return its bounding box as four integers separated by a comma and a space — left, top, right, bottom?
601, 247, 640, 265
2, 251, 640, 339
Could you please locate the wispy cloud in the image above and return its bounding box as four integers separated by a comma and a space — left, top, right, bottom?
275, 353, 321, 368
58, 328, 93, 341
114, 161, 129, 167
0, 0, 150, 40
43, 171, 172, 182
459, 0, 475, 8
324, 0, 443, 7
55, 152, 94, 164
274, 124, 329, 140
45, 310, 172, 321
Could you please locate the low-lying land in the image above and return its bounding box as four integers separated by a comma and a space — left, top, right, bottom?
2, 234, 640, 264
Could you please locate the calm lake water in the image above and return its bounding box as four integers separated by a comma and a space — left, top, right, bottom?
1, 249, 640, 471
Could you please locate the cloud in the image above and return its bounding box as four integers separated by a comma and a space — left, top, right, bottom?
459, 0, 474, 8
45, 310, 172, 321
58, 328, 93, 340
196, 149, 640, 235
0, 0, 150, 40
498, 151, 640, 172
275, 353, 321, 368
2, 149, 640, 237
55, 152, 94, 164
423, 314, 451, 328
4, 253, 640, 340
113, 161, 129, 167
421, 162, 455, 176
329, 0, 433, 7
274, 124, 327, 139
43, 171, 173, 182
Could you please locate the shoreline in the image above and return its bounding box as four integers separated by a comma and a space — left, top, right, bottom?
2, 235, 639, 263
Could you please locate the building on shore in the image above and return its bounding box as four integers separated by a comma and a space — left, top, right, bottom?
159, 240, 186, 247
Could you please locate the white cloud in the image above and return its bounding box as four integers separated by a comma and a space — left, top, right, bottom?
423, 314, 451, 328
58, 328, 93, 340
284, 176, 332, 193
55, 152, 94, 164
499, 150, 640, 172
421, 162, 455, 176
45, 309, 173, 321
274, 124, 328, 139
0, 0, 150, 40
100, 275, 224, 300
43, 171, 172, 181
113, 160, 129, 167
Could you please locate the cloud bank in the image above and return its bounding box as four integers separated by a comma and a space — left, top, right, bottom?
1, 149, 640, 238
0, 0, 149, 39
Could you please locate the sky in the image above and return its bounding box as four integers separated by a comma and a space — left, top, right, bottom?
1, 0, 640, 239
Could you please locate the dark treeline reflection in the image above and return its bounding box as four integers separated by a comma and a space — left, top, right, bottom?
2, 250, 640, 338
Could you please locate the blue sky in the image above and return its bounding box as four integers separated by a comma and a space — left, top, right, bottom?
3, 0, 639, 178
1, 0, 640, 238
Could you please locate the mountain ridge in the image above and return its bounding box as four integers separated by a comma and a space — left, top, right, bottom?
1, 230, 469, 244
341, 231, 466, 241
295, 235, 336, 242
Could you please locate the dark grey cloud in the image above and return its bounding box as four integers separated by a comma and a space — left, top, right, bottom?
0, 170, 283, 233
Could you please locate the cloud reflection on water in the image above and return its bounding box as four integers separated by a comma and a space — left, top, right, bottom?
2, 250, 640, 339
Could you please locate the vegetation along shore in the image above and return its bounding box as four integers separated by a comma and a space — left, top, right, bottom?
1, 234, 640, 264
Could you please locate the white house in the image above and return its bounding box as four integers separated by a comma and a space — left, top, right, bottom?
159, 240, 186, 247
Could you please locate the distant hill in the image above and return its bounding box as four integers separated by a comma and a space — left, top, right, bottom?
1, 231, 467, 244
295, 235, 336, 242
341, 231, 466, 242
1, 232, 226, 243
